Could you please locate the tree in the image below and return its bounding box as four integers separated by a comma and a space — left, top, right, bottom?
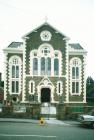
86, 76, 94, 96
86, 76, 94, 104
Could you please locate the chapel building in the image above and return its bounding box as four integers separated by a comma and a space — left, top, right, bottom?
3, 22, 87, 117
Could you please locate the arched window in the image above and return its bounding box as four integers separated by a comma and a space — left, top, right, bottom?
9, 56, 22, 94
70, 58, 81, 95
54, 58, 59, 75
30, 44, 62, 77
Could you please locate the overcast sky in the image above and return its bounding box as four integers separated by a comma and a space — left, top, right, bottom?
0, 0, 94, 79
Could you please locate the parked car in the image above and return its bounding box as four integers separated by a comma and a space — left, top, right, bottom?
78, 110, 94, 128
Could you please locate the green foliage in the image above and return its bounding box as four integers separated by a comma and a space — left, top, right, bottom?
86, 76, 94, 104
86, 76, 94, 95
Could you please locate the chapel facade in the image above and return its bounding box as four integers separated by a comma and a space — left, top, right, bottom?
3, 22, 87, 116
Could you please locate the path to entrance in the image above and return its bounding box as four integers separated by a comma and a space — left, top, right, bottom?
45, 118, 70, 125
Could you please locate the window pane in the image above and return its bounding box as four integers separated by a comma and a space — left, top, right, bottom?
16, 66, 19, 78
76, 67, 79, 79
54, 59, 59, 75
16, 81, 19, 93
72, 67, 75, 79
12, 81, 15, 93
41, 57, 45, 75
76, 82, 79, 93
72, 82, 75, 93
12, 66, 15, 78
47, 57, 51, 75
33, 58, 38, 70
33, 58, 38, 75
59, 83, 61, 93
31, 82, 33, 93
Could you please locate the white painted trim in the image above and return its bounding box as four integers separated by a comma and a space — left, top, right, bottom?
37, 77, 55, 103
9, 56, 22, 95
3, 48, 23, 54
4, 53, 8, 100
30, 44, 62, 77
69, 51, 87, 55
22, 39, 26, 102
69, 57, 82, 96
25, 74, 67, 78
29, 80, 35, 94
83, 55, 86, 103
65, 101, 85, 103
56, 81, 63, 95
65, 42, 69, 102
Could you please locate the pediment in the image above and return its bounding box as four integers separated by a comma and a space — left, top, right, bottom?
22, 22, 69, 40
38, 77, 54, 87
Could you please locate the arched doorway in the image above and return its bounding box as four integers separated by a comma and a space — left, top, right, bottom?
41, 88, 51, 103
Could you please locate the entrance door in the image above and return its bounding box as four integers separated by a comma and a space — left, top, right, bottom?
41, 88, 50, 103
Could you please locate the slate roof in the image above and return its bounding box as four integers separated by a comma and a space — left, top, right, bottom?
69, 43, 84, 50
8, 42, 23, 48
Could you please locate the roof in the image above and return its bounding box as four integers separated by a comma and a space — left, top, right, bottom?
69, 43, 84, 50
8, 42, 23, 48
22, 22, 69, 40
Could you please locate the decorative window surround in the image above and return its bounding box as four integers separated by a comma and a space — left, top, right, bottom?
22, 40, 26, 102
69, 57, 82, 96
29, 80, 35, 94
9, 56, 22, 95
40, 30, 52, 41
56, 81, 63, 95
65, 42, 69, 103
4, 53, 8, 100
37, 77, 55, 103
30, 43, 62, 77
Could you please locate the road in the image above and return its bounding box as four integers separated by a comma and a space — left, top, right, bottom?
0, 122, 94, 140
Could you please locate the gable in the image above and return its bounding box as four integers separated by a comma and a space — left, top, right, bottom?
23, 22, 69, 39
24, 22, 68, 51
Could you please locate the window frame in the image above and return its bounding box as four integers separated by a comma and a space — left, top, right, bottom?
70, 58, 82, 95
9, 56, 22, 95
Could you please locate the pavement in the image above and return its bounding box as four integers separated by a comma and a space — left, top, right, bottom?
0, 118, 80, 126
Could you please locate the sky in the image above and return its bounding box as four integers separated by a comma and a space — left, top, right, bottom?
0, 0, 94, 80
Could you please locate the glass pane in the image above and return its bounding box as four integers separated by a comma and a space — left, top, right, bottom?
72, 67, 75, 79
72, 82, 75, 93
16, 66, 19, 78
31, 82, 33, 93
47, 57, 51, 75
76, 82, 79, 93
16, 81, 19, 93
76, 67, 79, 79
41, 57, 45, 75
54, 59, 59, 75
33, 58, 38, 70
33, 58, 38, 75
59, 83, 61, 93
12, 81, 15, 93
12, 66, 15, 78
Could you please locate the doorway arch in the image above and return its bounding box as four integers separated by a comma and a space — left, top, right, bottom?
41, 88, 51, 103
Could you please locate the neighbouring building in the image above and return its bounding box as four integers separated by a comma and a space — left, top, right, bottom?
0, 73, 4, 104
3, 22, 87, 118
